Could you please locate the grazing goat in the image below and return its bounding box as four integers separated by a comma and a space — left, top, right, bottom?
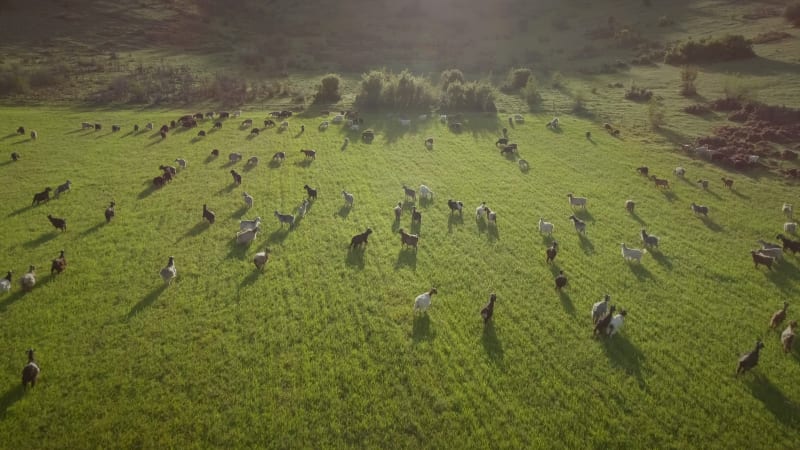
567, 193, 587, 209
736, 340, 764, 376
240, 217, 261, 232
721, 177, 734, 189
496, 137, 509, 146
770, 302, 788, 329
241, 118, 253, 128
105, 201, 115, 223
246, 156, 259, 167
476, 202, 487, 220
253, 247, 270, 271
546, 117, 559, 129
250, 128, 259, 136
592, 294, 611, 325
11, 152, 20, 161
697, 179, 709, 190
424, 137, 434, 148
229, 152, 243, 163
403, 185, 416, 201
518, 159, 530, 171
160, 256, 177, 285
16, 126, 25, 135
304, 184, 317, 200
301, 149, 316, 160
274, 211, 295, 228
399, 228, 419, 250
394, 202, 403, 221
674, 167, 686, 177
214, 121, 222, 129
594, 305, 616, 338
569, 215, 586, 234
783, 203, 793, 219
513, 114, 524, 123
160, 165, 177, 177
81, 122, 93, 130
555, 270, 568, 290
481, 293, 496, 324
640, 229, 659, 248
606, 309, 627, 337
112, 125, 121, 132
48, 214, 67, 232
175, 158, 187, 169
756, 246, 782, 260
297, 199, 310, 218
349, 228, 373, 249
243, 192, 253, 209
782, 321, 797, 353
342, 191, 354, 207
625, 199, 635, 214
203, 204, 216, 224
22, 349, 40, 389
1, 271, 12, 294
486, 208, 497, 225
318, 121, 329, 130
152, 175, 166, 189
51, 250, 67, 275
230, 170, 242, 185
621, 243, 645, 262
32, 187, 52, 205
411, 206, 422, 223
145, 122, 154, 130
784, 222, 798, 233
272, 151, 286, 162
447, 199, 463, 214
20, 265, 36, 292
30, 130, 37, 140
690, 203, 709, 217
54, 180, 72, 198
419, 185, 433, 199
751, 250, 775, 270
210, 149, 219, 157
538, 218, 554, 236
236, 226, 260, 245
546, 240, 558, 264
649, 175, 670, 189
414, 288, 438, 313
776, 234, 800, 254
636, 166, 649, 177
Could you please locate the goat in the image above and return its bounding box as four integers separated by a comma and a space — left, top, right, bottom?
783, 203, 793, 219
246, 156, 259, 167
569, 215, 586, 234
546, 117, 559, 129
697, 179, 709, 190
210, 149, 219, 157
240, 217, 262, 232
342, 191, 354, 207
32, 187, 52, 205
272, 151, 286, 162
152, 175, 166, 189
776, 234, 800, 254
606, 309, 627, 337
318, 121, 329, 130
770, 302, 788, 329
0, 270, 12, 294
758, 239, 781, 250
16, 126, 25, 135
554, 270, 567, 290
214, 121, 222, 129
414, 288, 438, 313
230, 170, 242, 185
250, 128, 260, 135
160, 256, 177, 285
636, 166, 649, 177
11, 152, 20, 161
782, 321, 797, 353
304, 185, 317, 200
649, 175, 670, 189
202, 204, 215, 224
243, 192, 253, 209
253, 247, 270, 271
81, 122, 93, 130
594, 305, 616, 338
241, 118, 253, 128
229, 152, 243, 163
394, 202, 403, 221
403, 185, 416, 201
592, 294, 611, 325
54, 180, 72, 198
447, 199, 463, 214
751, 250, 775, 270
51, 250, 67, 275
476, 202, 487, 220
496, 137, 509, 146
784, 222, 798, 233
274, 211, 295, 228
756, 247, 782, 260
22, 349, 40, 389
513, 114, 524, 123
424, 137, 434, 148
236, 226, 260, 245
621, 243, 645, 262
500, 145, 517, 156
481, 293, 497, 324
538, 218, 554, 236
175, 158, 187, 169
567, 193, 587, 209
419, 184, 433, 199
297, 199, 310, 218
640, 229, 659, 248
690, 203, 709, 217
47, 214, 67, 232
411, 206, 422, 223
674, 167, 686, 177
159, 165, 177, 177
105, 201, 115, 223
625, 199, 635, 214
145, 122, 154, 130
264, 119, 276, 128
721, 177, 734, 189
736, 340, 764, 376
301, 149, 316, 160
30, 130, 37, 140
546, 240, 558, 264
399, 228, 419, 250
20, 265, 36, 291
349, 228, 373, 249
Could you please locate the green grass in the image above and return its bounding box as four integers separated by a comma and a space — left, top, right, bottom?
0, 108, 799, 448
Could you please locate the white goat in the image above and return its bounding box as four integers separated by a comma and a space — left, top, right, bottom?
567, 193, 587, 209
243, 192, 253, 209
673, 167, 686, 177
236, 226, 260, 245
414, 288, 438, 313
319, 121, 329, 130
240, 217, 261, 232
439, 114, 447, 123
783, 203, 793, 219
538, 218, 554, 236
419, 184, 433, 199
476, 202, 487, 219
350, 123, 360, 131
785, 222, 798, 233
606, 310, 627, 337
342, 191, 354, 207
621, 243, 645, 262
514, 114, 524, 123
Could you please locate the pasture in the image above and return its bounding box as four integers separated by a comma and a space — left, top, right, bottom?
0, 108, 798, 448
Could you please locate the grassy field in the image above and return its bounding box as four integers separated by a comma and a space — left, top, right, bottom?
0, 108, 798, 448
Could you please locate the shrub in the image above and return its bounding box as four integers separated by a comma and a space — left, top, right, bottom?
313, 73, 341, 103
522, 77, 541, 107
648, 98, 666, 129
664, 35, 755, 65
354, 69, 437, 111
440, 69, 465, 91
624, 82, 653, 101
680, 66, 698, 96
722, 74, 757, 101
785, 2, 800, 26
0, 66, 29, 95
684, 104, 711, 115
441, 80, 497, 112
502, 67, 533, 92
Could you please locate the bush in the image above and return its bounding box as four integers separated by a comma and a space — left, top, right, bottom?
354, 69, 437, 111
440, 69, 465, 91
684, 104, 711, 115
722, 74, 757, 101
648, 98, 666, 129
785, 2, 800, 26
522, 77, 541, 107
680, 66, 698, 96
441, 79, 497, 112
0, 66, 29, 95
502, 67, 533, 92
664, 35, 755, 65
313, 73, 341, 103
624, 82, 653, 101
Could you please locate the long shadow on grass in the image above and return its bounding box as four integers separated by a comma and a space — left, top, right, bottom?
766, 261, 800, 294
746, 375, 800, 427
216, 184, 237, 196
628, 263, 652, 280
0, 160, 14, 168
0, 290, 27, 311
204, 155, 218, 164
649, 250, 673, 270
573, 209, 594, 222
267, 228, 290, 245
2, 133, 19, 140
578, 234, 594, 255
699, 216, 723, 232
345, 248, 365, 270
181, 221, 210, 240
126, 284, 167, 320
412, 314, 434, 342
0, 385, 25, 418
239, 270, 261, 289
78, 221, 106, 238
487, 224, 500, 241
558, 291, 575, 315
23, 232, 60, 249
337, 205, 352, 219
476, 218, 488, 235
601, 335, 646, 388
447, 214, 463, 233
230, 205, 248, 219
730, 189, 750, 200
628, 212, 646, 226
226, 239, 249, 260
395, 249, 417, 270
482, 322, 504, 363
661, 190, 678, 202
7, 204, 36, 217
137, 184, 159, 199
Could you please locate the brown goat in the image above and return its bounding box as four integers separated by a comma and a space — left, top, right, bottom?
22, 349, 40, 388
203, 204, 216, 224
722, 177, 734, 189
649, 175, 670, 189
51, 250, 67, 275
349, 228, 373, 249
782, 321, 797, 353
230, 170, 242, 185
770, 302, 788, 329
751, 250, 775, 270
301, 149, 316, 160
47, 214, 67, 232
32, 187, 52, 205
546, 240, 558, 264
399, 228, 419, 250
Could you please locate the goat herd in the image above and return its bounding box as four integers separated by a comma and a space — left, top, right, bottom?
4, 110, 800, 389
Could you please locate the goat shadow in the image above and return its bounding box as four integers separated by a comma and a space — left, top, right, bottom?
226, 238, 250, 260
204, 155, 218, 164
578, 234, 594, 255
0, 289, 27, 311
345, 247, 366, 270
419, 196, 433, 208
295, 159, 313, 169
573, 209, 594, 221
268, 160, 283, 169
601, 335, 646, 388
7, 204, 36, 218
628, 262, 653, 280
230, 206, 249, 219
239, 270, 261, 289
392, 218, 401, 233
137, 184, 159, 199
476, 218, 488, 234
558, 290, 575, 315
730, 189, 750, 200
144, 138, 165, 148
487, 224, 500, 241
629, 211, 646, 226
746, 375, 800, 427
394, 248, 417, 270
215, 184, 238, 196
190, 136, 204, 144
2, 132, 19, 140
126, 284, 168, 320
410, 221, 422, 235
412, 314, 434, 342
0, 385, 25, 418
766, 262, 800, 294
337, 205, 352, 219
242, 163, 257, 172
699, 216, 723, 232
482, 321, 504, 363
267, 228, 290, 244
78, 221, 106, 238
649, 250, 673, 270
0, 160, 15, 168
447, 213, 464, 233
180, 221, 210, 241
661, 190, 678, 202
23, 231, 60, 249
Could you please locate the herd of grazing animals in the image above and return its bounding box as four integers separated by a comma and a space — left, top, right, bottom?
4, 111, 798, 391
